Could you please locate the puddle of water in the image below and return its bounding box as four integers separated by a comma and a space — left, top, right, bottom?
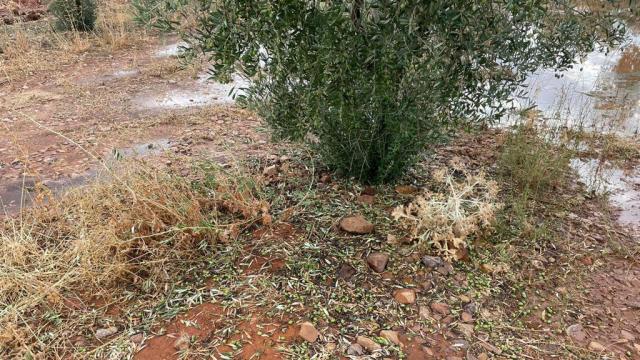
114, 138, 172, 158
0, 173, 93, 215
112, 69, 139, 78
571, 158, 640, 230
521, 31, 640, 136
155, 42, 188, 58
133, 75, 247, 110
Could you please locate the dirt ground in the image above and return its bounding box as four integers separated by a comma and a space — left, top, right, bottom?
1, 12, 640, 360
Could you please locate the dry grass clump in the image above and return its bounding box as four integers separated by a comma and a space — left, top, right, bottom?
393, 165, 501, 260
0, 161, 266, 357
1, 0, 147, 83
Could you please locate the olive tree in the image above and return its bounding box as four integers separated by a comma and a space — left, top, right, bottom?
181, 0, 625, 182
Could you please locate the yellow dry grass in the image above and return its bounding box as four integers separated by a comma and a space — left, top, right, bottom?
393, 163, 501, 261
0, 160, 268, 357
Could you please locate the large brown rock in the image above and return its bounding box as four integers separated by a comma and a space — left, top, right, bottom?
340, 215, 374, 234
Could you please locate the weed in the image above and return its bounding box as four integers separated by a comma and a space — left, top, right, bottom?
498, 124, 572, 199
392, 166, 501, 260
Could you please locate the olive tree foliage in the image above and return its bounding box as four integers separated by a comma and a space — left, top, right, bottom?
176, 0, 625, 183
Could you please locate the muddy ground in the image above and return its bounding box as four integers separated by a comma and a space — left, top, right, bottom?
1, 12, 640, 360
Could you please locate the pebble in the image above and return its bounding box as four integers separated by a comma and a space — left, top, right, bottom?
95, 326, 118, 339
129, 333, 144, 344
421, 255, 444, 268
461, 312, 473, 322
379, 330, 402, 347
588, 341, 605, 352
367, 252, 389, 273
430, 302, 450, 315
347, 343, 364, 356
565, 324, 586, 342
419, 305, 431, 320
357, 194, 375, 205
393, 289, 416, 304
463, 302, 478, 315
357, 336, 382, 352
299, 322, 319, 342
339, 215, 374, 234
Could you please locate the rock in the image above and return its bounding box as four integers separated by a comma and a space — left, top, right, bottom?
393, 289, 416, 304
95, 326, 118, 339
347, 343, 364, 356
461, 312, 473, 322
478, 353, 489, 360
386, 234, 398, 244
129, 333, 144, 344
430, 302, 449, 315
422, 255, 444, 269
336, 263, 356, 280
419, 306, 431, 320
565, 324, 586, 342
367, 252, 389, 273
634, 343, 640, 354
451, 339, 469, 350
463, 302, 477, 315
357, 336, 382, 352
173, 334, 190, 351
379, 330, 402, 347
588, 341, 605, 352
621, 330, 636, 341
480, 263, 495, 274
457, 323, 475, 337
299, 322, 319, 342
437, 262, 454, 276
340, 215, 374, 234
263, 165, 278, 177
357, 194, 375, 205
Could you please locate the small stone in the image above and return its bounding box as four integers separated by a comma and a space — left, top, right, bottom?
463, 302, 477, 315
555, 287, 568, 295
367, 252, 389, 273
339, 215, 374, 234
451, 339, 469, 350
480, 263, 495, 274
634, 343, 640, 353
478, 353, 489, 360
565, 324, 586, 342
336, 263, 356, 280
419, 306, 431, 320
461, 312, 473, 322
95, 326, 118, 339
173, 334, 190, 351
393, 289, 416, 304
422, 256, 444, 269
299, 322, 319, 342
347, 343, 364, 356
263, 165, 278, 177
457, 323, 475, 337
437, 262, 454, 276
588, 341, 605, 352
386, 234, 398, 244
458, 294, 471, 303
430, 302, 449, 315
129, 333, 144, 344
357, 336, 382, 352
380, 330, 402, 347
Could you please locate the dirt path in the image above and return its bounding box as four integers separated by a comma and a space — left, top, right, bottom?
0, 36, 269, 214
